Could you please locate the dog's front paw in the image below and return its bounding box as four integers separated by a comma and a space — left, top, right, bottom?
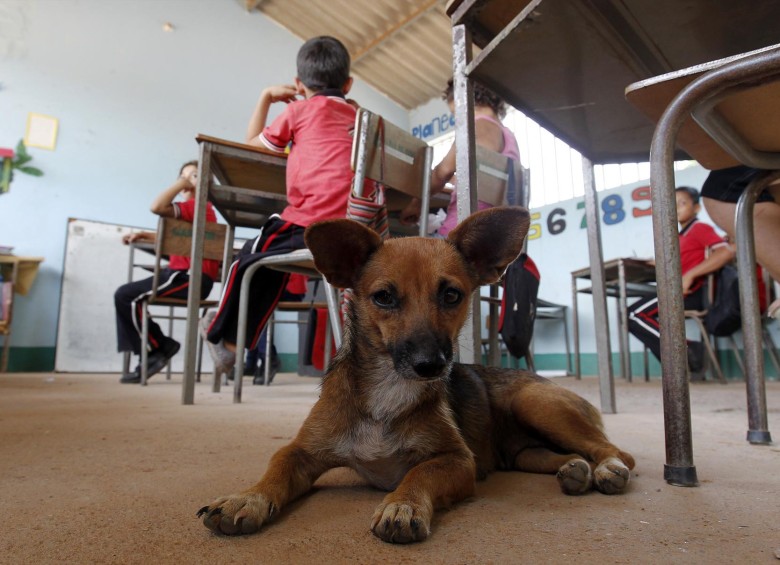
370, 501, 431, 544
593, 457, 630, 494
556, 458, 593, 495
197, 492, 276, 535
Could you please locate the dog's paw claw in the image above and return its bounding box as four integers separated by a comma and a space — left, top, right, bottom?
593, 457, 630, 495
371, 501, 431, 544
556, 458, 593, 495
198, 493, 273, 536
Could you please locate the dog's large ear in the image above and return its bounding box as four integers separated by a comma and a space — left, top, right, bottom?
447, 207, 530, 285
304, 219, 383, 289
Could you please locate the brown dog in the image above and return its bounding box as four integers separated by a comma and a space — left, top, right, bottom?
198, 207, 635, 543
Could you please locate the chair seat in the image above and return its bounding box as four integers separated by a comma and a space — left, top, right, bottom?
276, 301, 328, 311
149, 297, 219, 308
683, 309, 707, 319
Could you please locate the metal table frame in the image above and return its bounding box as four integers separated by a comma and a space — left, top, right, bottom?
447, 0, 780, 485
638, 46, 780, 485
571, 257, 657, 382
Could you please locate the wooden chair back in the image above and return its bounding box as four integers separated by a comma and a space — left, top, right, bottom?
351, 109, 433, 213
156, 217, 226, 262
151, 217, 227, 301
475, 145, 526, 207
351, 108, 431, 194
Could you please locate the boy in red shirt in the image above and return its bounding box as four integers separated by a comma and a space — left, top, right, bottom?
202, 36, 359, 376
627, 186, 734, 374
115, 161, 220, 383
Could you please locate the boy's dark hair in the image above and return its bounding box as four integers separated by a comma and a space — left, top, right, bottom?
444, 78, 508, 119
297, 36, 351, 91
676, 186, 700, 204
179, 160, 198, 175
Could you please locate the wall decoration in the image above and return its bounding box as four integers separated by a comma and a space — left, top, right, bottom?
24, 112, 59, 150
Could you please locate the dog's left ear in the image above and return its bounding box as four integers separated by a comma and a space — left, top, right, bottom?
447, 207, 530, 285
304, 219, 383, 289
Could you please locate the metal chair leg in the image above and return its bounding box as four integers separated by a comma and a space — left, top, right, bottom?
264, 312, 275, 387
141, 304, 149, 386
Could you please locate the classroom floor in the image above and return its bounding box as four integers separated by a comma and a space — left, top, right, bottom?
1, 371, 778, 564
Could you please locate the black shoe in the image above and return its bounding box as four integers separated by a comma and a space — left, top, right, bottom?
252, 356, 281, 386
145, 338, 181, 380
252, 367, 264, 386
687, 341, 704, 374
119, 365, 141, 384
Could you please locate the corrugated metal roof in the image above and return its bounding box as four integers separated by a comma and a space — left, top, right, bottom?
245, 0, 453, 109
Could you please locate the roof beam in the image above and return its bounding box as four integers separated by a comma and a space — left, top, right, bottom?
244, 0, 264, 12
352, 0, 440, 63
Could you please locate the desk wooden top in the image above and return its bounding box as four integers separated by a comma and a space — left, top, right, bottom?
572, 257, 656, 284
626, 44, 780, 170
196, 134, 288, 160
444, 0, 780, 165
0, 255, 44, 265
0, 255, 44, 295
196, 134, 288, 228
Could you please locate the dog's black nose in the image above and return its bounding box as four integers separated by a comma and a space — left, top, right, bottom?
411, 351, 447, 379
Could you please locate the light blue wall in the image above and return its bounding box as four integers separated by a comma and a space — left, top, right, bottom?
0, 0, 408, 358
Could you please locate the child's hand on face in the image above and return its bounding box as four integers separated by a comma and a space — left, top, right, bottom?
180, 168, 198, 190
265, 84, 299, 104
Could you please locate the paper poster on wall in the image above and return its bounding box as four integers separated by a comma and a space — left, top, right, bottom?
24, 112, 59, 150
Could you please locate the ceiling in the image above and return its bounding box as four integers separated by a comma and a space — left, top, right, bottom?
245, 0, 454, 110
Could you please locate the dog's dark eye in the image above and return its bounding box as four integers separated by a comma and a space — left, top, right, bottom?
441, 287, 463, 306
372, 290, 397, 309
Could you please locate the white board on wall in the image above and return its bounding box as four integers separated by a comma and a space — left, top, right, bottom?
55, 218, 215, 373
54, 218, 302, 373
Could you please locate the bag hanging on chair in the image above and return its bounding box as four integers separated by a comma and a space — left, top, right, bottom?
704, 264, 742, 337
346, 115, 390, 240
499, 253, 541, 359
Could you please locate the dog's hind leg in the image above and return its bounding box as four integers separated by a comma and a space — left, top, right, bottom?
510, 382, 635, 495
514, 447, 594, 495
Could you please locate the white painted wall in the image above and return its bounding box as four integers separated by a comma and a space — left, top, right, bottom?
0, 0, 408, 352
524, 165, 715, 355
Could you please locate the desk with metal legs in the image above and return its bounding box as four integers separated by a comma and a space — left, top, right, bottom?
181, 135, 338, 405
572, 258, 656, 382
627, 44, 780, 484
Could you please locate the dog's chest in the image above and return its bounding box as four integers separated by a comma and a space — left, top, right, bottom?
333, 419, 435, 491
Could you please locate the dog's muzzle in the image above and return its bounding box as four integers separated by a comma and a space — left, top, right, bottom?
391, 334, 452, 380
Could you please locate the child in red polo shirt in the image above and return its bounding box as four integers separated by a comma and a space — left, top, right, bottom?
202, 36, 360, 377
115, 160, 220, 383
627, 186, 734, 375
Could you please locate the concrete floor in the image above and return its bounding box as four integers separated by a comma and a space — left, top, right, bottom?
1, 372, 778, 564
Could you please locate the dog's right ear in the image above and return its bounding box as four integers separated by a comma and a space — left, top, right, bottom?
304, 219, 383, 289
447, 206, 530, 285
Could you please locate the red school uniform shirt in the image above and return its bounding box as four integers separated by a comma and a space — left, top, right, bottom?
169, 199, 220, 281
678, 218, 728, 293
259, 91, 356, 227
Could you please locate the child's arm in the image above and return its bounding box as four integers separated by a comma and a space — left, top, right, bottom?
681, 245, 735, 295
245, 84, 299, 147
122, 231, 156, 245
399, 119, 505, 225
150, 177, 194, 218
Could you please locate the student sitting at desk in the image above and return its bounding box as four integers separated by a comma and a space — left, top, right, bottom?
202, 35, 363, 375
399, 79, 520, 235
627, 186, 734, 375
701, 165, 780, 319
115, 161, 219, 384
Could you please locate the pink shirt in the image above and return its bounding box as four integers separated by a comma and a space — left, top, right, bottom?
438, 115, 521, 236
260, 94, 356, 227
